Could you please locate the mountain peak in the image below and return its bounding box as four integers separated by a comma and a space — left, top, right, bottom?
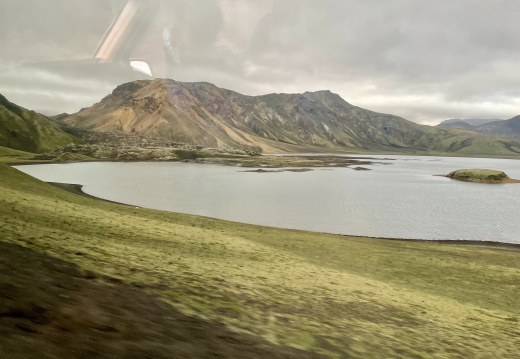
62, 78, 443, 153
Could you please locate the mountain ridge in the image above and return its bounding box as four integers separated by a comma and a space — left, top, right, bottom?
474, 115, 520, 138
64, 79, 444, 153
62, 79, 520, 156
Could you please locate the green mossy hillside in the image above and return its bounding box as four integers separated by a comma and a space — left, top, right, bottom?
0, 94, 82, 153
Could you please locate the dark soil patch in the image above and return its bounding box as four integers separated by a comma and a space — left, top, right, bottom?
0, 241, 324, 359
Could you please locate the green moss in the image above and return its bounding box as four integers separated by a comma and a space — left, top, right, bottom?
228, 306, 244, 314
0, 96, 83, 155
447, 169, 510, 182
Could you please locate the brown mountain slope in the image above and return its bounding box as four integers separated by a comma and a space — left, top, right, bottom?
63, 79, 520, 157
63, 79, 445, 153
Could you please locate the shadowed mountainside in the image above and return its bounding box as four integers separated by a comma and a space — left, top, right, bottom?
474, 115, 520, 138
0, 94, 81, 153
437, 118, 501, 128
437, 116, 520, 140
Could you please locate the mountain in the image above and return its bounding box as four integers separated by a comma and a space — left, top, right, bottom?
62, 79, 520, 156
474, 116, 520, 138
437, 118, 502, 127
437, 116, 520, 142
63, 79, 447, 153
436, 121, 477, 131
0, 94, 81, 153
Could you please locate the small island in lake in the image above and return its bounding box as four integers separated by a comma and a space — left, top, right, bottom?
442, 169, 520, 183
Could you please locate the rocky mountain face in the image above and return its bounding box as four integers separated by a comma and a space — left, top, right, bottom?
62, 79, 520, 156
63, 79, 446, 153
0, 94, 80, 153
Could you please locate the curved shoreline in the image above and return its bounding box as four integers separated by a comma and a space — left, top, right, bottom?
48, 182, 131, 206
48, 181, 520, 251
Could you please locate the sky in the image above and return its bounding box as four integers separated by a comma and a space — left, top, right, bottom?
1, 0, 519, 125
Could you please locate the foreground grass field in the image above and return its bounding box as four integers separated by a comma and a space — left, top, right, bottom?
1, 162, 519, 358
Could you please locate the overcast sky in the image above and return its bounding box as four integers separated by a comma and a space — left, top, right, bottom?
1, 0, 519, 125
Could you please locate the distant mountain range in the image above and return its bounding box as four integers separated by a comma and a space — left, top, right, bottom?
437, 117, 520, 138
474, 116, 520, 138
61, 79, 520, 156
2, 79, 520, 158
437, 119, 501, 127
0, 94, 80, 153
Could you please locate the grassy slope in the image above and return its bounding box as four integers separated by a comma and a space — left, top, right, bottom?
1, 162, 519, 358
0, 95, 81, 153
0, 146, 36, 163
427, 129, 520, 157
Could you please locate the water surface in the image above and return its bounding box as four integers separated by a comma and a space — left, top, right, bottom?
15, 155, 520, 243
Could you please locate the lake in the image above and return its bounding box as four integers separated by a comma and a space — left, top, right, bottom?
15, 155, 520, 244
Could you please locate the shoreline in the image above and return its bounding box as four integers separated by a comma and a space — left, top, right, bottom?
8, 148, 520, 167
48, 181, 520, 251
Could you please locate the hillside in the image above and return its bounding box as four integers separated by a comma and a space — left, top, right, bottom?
437, 116, 520, 140
475, 115, 520, 138
436, 121, 477, 131
0, 94, 81, 153
63, 79, 446, 153
437, 118, 501, 127
62, 79, 520, 157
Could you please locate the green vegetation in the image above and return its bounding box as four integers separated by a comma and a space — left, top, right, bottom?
0, 145, 37, 163
429, 129, 520, 157
446, 169, 519, 183
1, 162, 520, 358
0, 94, 81, 153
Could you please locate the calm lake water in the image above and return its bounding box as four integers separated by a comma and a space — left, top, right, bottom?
15, 155, 520, 244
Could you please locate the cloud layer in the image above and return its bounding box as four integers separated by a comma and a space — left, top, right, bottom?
1, 0, 519, 124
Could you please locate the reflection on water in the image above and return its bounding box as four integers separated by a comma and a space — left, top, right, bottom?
15, 155, 520, 243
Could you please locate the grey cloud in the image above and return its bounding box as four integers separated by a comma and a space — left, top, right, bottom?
1, 0, 519, 124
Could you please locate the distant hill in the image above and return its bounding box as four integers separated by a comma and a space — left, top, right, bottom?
0, 94, 81, 153
474, 116, 520, 138
438, 118, 502, 127
436, 121, 477, 131
437, 116, 520, 141
61, 79, 520, 157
